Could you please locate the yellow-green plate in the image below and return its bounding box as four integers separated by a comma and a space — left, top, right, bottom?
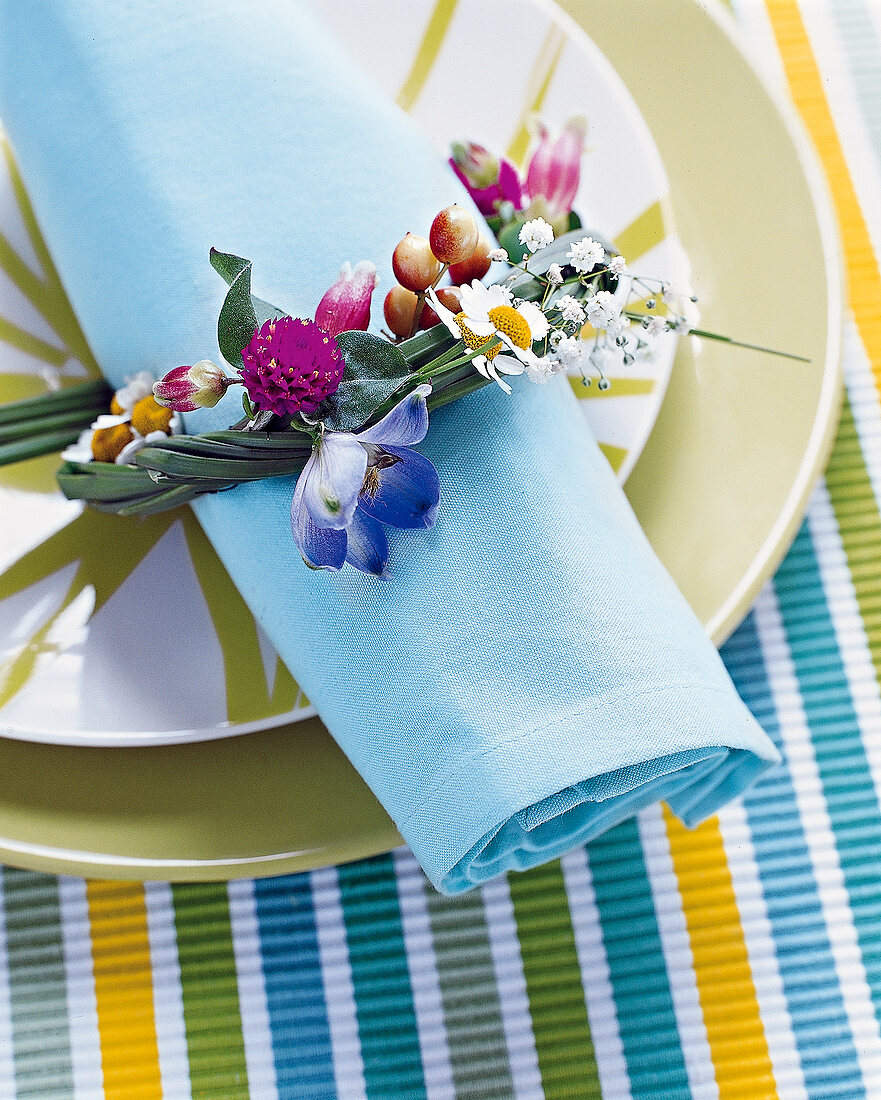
0, 0, 842, 878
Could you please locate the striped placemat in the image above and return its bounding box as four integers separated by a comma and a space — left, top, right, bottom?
3, 1, 881, 1096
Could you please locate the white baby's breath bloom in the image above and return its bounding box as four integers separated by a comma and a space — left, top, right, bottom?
566, 236, 604, 273
554, 294, 585, 325
547, 262, 564, 285
553, 334, 584, 369
487, 248, 508, 263
643, 315, 668, 336
672, 315, 693, 334
585, 290, 622, 330
608, 254, 627, 276
524, 355, 558, 384
518, 217, 554, 253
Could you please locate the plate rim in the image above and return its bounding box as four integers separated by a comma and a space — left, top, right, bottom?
0, 0, 846, 878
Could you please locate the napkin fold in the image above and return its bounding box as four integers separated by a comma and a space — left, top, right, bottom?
0, 0, 780, 892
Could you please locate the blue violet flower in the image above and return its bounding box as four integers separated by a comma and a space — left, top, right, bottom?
291, 383, 439, 576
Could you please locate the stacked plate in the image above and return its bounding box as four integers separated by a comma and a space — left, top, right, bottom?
0, 0, 841, 879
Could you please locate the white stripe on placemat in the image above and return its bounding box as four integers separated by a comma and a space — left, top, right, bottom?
716, 799, 807, 1098
392, 847, 456, 1099
309, 865, 368, 1100
560, 846, 633, 1100
637, 804, 718, 1100
480, 875, 544, 1100
56, 876, 103, 1100
142, 880, 192, 1100
227, 879, 278, 1100
753, 583, 881, 1097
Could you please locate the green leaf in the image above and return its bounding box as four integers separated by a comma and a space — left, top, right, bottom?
498, 221, 528, 264
320, 331, 412, 432
212, 250, 286, 369
567, 210, 582, 231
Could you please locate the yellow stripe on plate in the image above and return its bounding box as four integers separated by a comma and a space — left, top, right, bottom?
764, 0, 881, 393
612, 200, 666, 264
570, 375, 656, 399
663, 809, 776, 1098
86, 882, 163, 1099
396, 0, 460, 113
506, 23, 567, 167
598, 442, 628, 472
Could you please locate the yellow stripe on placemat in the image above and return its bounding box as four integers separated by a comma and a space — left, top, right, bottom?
764, 1, 881, 391
86, 882, 163, 1099
396, 0, 459, 112
506, 23, 567, 167
570, 376, 656, 399
663, 808, 776, 1098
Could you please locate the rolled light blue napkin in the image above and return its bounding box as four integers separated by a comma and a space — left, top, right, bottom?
0, 0, 780, 892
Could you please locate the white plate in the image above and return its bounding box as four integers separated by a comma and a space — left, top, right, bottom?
0, 0, 682, 746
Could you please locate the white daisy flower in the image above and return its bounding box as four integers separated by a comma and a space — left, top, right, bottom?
111, 370, 156, 414
60, 375, 181, 464
518, 217, 554, 253
566, 236, 605, 273
427, 280, 551, 394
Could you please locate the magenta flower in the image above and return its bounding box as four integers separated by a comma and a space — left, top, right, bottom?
240, 316, 345, 416
153, 359, 231, 412
449, 142, 523, 216
524, 116, 586, 220
315, 260, 379, 338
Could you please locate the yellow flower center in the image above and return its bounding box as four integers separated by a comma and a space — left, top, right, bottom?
487, 305, 531, 350
454, 313, 500, 362
91, 423, 134, 463
131, 394, 174, 436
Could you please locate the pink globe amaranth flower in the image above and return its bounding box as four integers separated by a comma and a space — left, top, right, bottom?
241, 316, 344, 417
525, 116, 587, 219
153, 360, 230, 412
314, 260, 379, 338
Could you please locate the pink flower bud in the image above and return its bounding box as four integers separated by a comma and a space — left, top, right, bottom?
525, 115, 587, 218
314, 260, 379, 338
153, 360, 230, 411
450, 142, 524, 217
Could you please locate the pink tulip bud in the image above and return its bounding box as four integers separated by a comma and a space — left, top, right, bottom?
525, 116, 587, 218
450, 142, 524, 217
315, 260, 379, 338
153, 360, 231, 412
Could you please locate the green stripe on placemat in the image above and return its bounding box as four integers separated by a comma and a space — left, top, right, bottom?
508, 860, 601, 1098
171, 883, 249, 1097
1, 869, 75, 1098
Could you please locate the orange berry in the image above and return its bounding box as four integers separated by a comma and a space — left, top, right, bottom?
392, 233, 442, 292
429, 205, 479, 264
384, 285, 420, 337
420, 286, 462, 329
449, 235, 493, 285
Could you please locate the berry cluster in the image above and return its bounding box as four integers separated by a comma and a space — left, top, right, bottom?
383, 205, 493, 340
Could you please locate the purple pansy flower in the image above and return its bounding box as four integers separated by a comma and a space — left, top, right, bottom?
291, 384, 439, 576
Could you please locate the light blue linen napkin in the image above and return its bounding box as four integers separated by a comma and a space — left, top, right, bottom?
0, 0, 780, 892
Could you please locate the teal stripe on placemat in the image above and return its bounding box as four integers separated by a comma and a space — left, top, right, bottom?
723, 612, 864, 1098
587, 821, 691, 1098
171, 882, 250, 1098
423, 885, 517, 1099
773, 521, 881, 1027
337, 853, 426, 1099
0, 869, 75, 1098
253, 873, 337, 1099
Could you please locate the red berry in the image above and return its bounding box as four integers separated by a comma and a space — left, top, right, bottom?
420, 286, 462, 329
392, 233, 442, 292
449, 236, 493, 284
429, 205, 479, 264
384, 285, 419, 337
